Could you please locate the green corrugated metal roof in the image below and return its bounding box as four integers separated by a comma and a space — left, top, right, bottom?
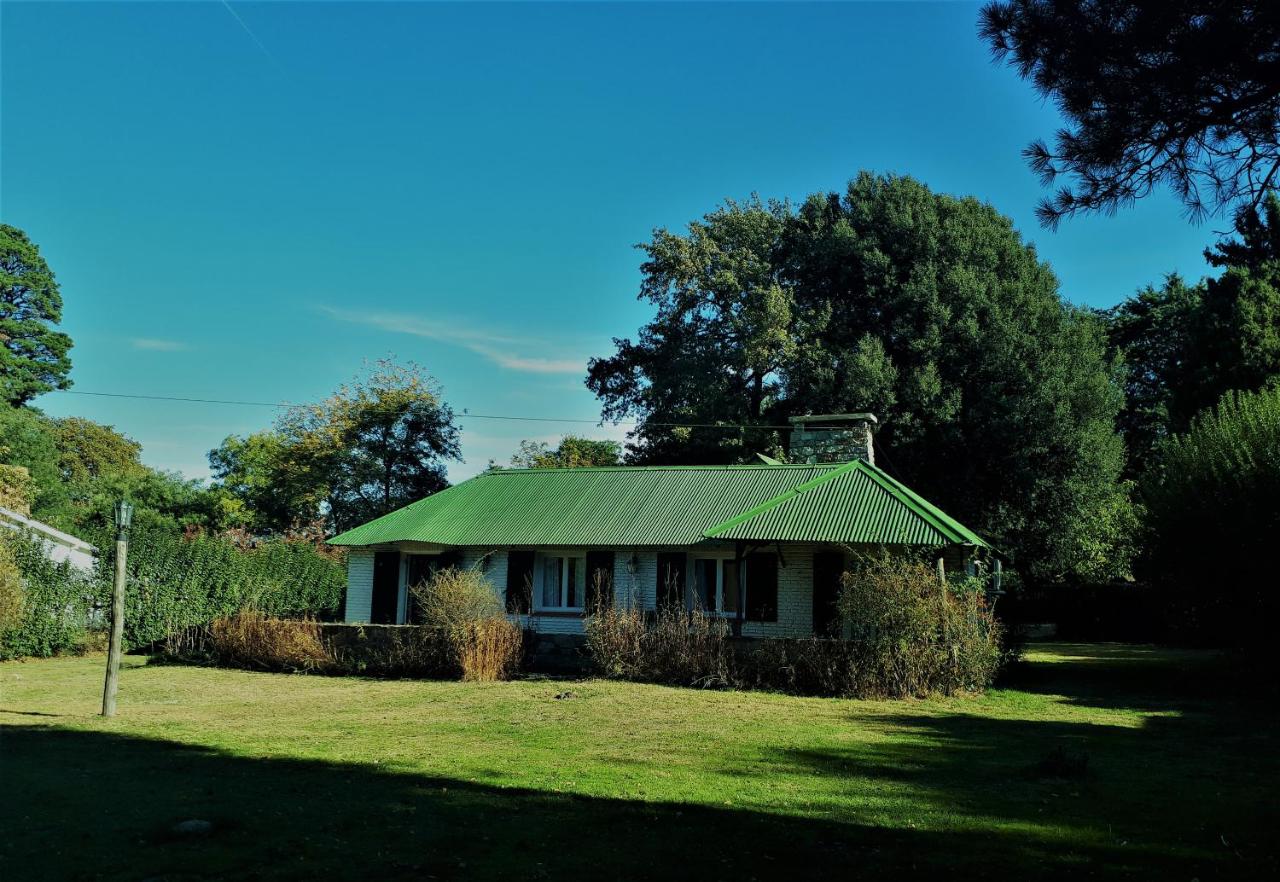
329, 462, 987, 549
703, 460, 988, 546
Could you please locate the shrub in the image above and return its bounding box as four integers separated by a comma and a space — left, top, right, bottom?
735, 637, 866, 697
585, 603, 733, 688
116, 528, 345, 649
0, 533, 104, 660
0, 539, 23, 633
206, 610, 334, 673
411, 567, 522, 681
1141, 385, 1280, 650
836, 553, 1003, 697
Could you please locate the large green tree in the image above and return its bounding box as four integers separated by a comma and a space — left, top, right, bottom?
588, 173, 1132, 583
211, 360, 461, 534
1104, 194, 1280, 474
980, 1, 1280, 227
0, 405, 217, 536
0, 225, 73, 405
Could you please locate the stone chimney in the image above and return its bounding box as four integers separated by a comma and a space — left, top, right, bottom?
788, 413, 878, 465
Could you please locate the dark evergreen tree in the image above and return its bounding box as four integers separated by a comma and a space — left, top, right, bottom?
0, 225, 73, 405
980, 1, 1280, 226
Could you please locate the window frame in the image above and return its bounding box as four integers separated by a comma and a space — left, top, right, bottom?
534, 550, 588, 613
688, 552, 743, 618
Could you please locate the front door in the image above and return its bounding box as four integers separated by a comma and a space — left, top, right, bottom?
371, 551, 400, 624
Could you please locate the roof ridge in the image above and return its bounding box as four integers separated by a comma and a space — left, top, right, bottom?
702, 460, 862, 538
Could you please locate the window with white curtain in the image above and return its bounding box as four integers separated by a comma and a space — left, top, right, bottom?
537, 552, 586, 611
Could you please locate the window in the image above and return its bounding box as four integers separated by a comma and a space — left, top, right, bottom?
691, 556, 739, 616
690, 553, 778, 622
537, 553, 586, 611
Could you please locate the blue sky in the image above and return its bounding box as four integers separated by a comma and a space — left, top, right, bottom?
2, 1, 1215, 482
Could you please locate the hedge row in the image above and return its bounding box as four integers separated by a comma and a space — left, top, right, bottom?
0, 527, 345, 660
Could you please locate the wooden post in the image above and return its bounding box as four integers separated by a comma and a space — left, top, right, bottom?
732, 542, 746, 638
102, 501, 132, 717
936, 555, 946, 584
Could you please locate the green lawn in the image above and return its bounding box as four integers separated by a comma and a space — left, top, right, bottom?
2, 644, 1275, 881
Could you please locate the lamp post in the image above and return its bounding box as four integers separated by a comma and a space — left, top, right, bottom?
101, 500, 133, 717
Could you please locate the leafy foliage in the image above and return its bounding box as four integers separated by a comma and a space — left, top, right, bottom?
588, 173, 1133, 582
1140, 384, 1280, 648
834, 554, 1004, 697
117, 528, 345, 649
0, 224, 73, 405
509, 435, 621, 469
980, 1, 1280, 226
0, 533, 102, 660
1104, 195, 1280, 475
210, 359, 461, 534
51, 416, 144, 483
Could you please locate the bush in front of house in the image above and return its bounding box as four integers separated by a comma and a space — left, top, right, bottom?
175, 569, 524, 681
411, 567, 523, 681
834, 554, 1004, 697
0, 532, 105, 660
584, 603, 734, 688
205, 610, 334, 673
585, 554, 1003, 699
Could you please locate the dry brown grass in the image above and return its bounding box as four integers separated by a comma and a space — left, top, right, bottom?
412, 567, 523, 681
456, 618, 523, 681
585, 602, 732, 687
207, 610, 334, 673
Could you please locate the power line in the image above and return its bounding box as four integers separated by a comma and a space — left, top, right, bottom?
50, 390, 797, 431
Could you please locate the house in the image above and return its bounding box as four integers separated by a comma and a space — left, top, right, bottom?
0, 506, 98, 575
328, 414, 990, 638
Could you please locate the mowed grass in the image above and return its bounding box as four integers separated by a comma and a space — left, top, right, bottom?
1, 644, 1275, 881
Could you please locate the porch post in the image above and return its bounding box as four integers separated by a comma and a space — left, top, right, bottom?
733, 541, 746, 638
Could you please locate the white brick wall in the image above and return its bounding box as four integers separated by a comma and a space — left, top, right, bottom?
341, 544, 825, 636
344, 550, 374, 623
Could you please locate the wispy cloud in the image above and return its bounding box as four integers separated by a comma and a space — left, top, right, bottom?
131, 338, 187, 352
320, 307, 585, 375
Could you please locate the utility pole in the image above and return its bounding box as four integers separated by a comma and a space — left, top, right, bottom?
101, 500, 133, 717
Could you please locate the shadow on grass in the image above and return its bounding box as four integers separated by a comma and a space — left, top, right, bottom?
1, 717, 1273, 882
3, 644, 1276, 880
998, 642, 1237, 713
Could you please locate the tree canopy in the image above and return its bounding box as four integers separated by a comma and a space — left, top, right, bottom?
211, 360, 461, 534
1104, 194, 1280, 474
588, 172, 1132, 583
0, 224, 73, 405
509, 435, 622, 469
980, 1, 1280, 227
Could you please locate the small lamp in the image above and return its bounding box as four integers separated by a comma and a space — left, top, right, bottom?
114, 500, 134, 539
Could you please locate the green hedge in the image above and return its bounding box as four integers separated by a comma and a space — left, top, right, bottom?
0, 528, 345, 659
115, 529, 345, 648
0, 535, 104, 660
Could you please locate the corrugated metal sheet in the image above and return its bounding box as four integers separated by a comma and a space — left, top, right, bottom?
704, 460, 987, 546
328, 462, 988, 549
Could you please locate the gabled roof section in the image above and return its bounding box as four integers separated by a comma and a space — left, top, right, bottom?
702, 460, 988, 547
328, 462, 988, 549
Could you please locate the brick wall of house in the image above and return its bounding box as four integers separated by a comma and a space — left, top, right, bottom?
344, 544, 822, 637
